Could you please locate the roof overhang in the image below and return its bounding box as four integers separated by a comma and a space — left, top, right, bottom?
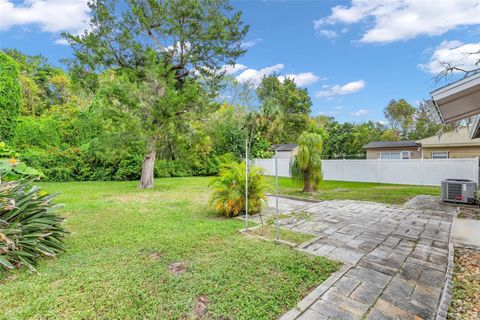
469, 115, 480, 139
428, 72, 480, 124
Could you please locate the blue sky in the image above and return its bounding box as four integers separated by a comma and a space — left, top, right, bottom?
1, 0, 480, 123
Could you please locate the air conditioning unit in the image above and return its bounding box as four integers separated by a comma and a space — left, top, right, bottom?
441, 179, 477, 204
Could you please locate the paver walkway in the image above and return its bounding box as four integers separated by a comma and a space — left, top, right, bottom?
266, 197, 455, 320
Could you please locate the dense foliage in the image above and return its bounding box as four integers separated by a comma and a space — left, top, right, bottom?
210, 157, 269, 217
0, 0, 448, 183
0, 52, 21, 141
0, 178, 66, 272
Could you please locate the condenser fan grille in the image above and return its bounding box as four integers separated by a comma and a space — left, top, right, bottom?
446, 183, 462, 200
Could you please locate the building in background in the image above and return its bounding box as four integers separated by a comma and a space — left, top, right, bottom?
270, 144, 298, 159
417, 127, 480, 159
363, 141, 421, 159
364, 127, 480, 159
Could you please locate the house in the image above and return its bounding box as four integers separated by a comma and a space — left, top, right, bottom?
364, 127, 480, 159
363, 141, 421, 159
270, 144, 298, 159
417, 127, 480, 159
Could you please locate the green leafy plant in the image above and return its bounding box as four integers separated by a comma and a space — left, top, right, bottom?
209, 157, 269, 217
0, 159, 44, 182
0, 177, 66, 272
291, 131, 324, 192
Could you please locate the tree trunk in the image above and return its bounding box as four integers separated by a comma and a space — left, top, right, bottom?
303, 174, 314, 193
139, 142, 156, 189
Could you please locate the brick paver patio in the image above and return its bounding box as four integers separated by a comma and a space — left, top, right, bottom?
265, 197, 455, 320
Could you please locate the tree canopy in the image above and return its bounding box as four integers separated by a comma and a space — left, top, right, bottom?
0, 52, 22, 140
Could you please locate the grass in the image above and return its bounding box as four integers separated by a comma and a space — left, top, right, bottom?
267, 177, 440, 205
448, 248, 480, 320
246, 225, 315, 246
0, 177, 339, 320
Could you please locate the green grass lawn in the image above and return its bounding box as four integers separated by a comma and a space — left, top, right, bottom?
0, 177, 339, 320
268, 177, 440, 205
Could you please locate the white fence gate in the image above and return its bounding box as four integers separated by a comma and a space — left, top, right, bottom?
253, 158, 480, 186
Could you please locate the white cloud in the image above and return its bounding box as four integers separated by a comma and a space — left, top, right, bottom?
317, 29, 338, 39
349, 109, 369, 117
241, 38, 262, 49
419, 40, 480, 74
278, 72, 322, 87
236, 64, 285, 87
0, 0, 90, 35
333, 106, 343, 110
315, 80, 365, 97
222, 63, 323, 88
315, 0, 480, 43
220, 64, 248, 75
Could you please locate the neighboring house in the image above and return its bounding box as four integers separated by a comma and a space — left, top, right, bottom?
363, 141, 421, 160
417, 127, 480, 159
270, 144, 298, 159
364, 127, 480, 160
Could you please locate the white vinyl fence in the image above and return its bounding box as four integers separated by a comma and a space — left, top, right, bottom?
253, 158, 480, 186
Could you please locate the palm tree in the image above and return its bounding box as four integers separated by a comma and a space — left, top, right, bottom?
291, 132, 323, 192
209, 157, 269, 217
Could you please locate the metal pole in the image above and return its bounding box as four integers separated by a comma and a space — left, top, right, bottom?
275, 157, 279, 241
245, 139, 249, 231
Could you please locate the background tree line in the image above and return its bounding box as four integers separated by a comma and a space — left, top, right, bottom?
0, 0, 446, 184
0, 48, 446, 181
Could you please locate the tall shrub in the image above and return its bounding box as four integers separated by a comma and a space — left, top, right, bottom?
0, 52, 22, 140
291, 132, 323, 192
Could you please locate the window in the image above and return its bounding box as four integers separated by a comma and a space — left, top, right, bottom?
380, 151, 410, 159
432, 152, 448, 159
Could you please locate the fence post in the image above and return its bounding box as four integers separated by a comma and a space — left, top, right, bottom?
475, 157, 479, 185
376, 159, 380, 183
419, 159, 423, 186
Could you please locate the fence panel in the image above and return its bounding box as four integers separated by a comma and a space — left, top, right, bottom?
252, 157, 479, 186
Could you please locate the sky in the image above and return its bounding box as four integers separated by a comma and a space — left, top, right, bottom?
1, 0, 480, 123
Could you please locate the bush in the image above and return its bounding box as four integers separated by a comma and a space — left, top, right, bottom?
155, 160, 192, 178
11, 116, 62, 149
209, 158, 269, 217
0, 178, 66, 272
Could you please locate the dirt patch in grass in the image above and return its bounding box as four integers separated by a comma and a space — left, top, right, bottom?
147, 251, 162, 261
458, 207, 480, 220
448, 248, 480, 320
105, 192, 163, 203
373, 186, 407, 190
193, 295, 209, 319
168, 261, 187, 275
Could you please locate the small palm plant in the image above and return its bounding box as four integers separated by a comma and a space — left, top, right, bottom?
290, 132, 324, 192
0, 177, 66, 272
209, 157, 269, 217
